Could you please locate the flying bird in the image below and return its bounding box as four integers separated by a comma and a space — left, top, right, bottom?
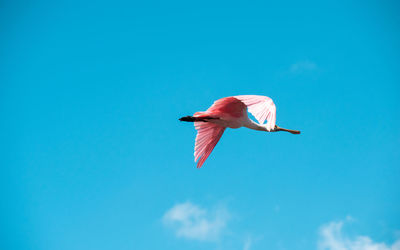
179, 95, 300, 168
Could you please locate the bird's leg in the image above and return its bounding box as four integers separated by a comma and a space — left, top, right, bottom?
271, 125, 301, 134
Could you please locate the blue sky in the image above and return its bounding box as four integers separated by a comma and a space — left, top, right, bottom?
1, 0, 399, 249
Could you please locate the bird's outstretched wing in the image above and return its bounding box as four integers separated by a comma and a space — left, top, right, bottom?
205, 97, 247, 118
234, 95, 276, 131
194, 122, 226, 168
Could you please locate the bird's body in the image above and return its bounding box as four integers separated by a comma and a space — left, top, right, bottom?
180, 95, 300, 168
194, 97, 248, 128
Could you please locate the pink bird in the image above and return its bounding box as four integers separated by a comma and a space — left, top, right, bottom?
179, 95, 300, 168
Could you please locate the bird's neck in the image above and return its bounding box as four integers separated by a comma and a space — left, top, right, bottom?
243, 119, 268, 131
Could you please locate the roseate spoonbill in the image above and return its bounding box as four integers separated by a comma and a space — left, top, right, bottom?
179, 95, 300, 168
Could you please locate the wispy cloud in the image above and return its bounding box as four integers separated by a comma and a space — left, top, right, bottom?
162, 201, 230, 241
318, 218, 400, 250
290, 60, 317, 73
243, 237, 252, 250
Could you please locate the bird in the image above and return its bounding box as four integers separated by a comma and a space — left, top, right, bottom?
179, 95, 300, 168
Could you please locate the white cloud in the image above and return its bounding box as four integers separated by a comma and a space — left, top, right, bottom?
318, 218, 400, 250
290, 60, 317, 73
243, 237, 252, 250
162, 201, 230, 241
